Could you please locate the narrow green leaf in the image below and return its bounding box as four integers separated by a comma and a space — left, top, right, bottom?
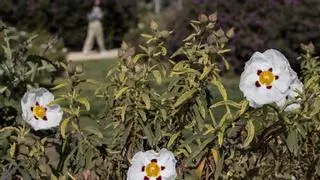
121, 105, 127, 122
141, 93, 151, 109
167, 132, 181, 148
243, 119, 255, 148
83, 126, 103, 138
152, 70, 162, 84
9, 142, 16, 157
138, 110, 147, 121
60, 117, 71, 139
226, 27, 235, 38
141, 34, 153, 39
200, 66, 212, 80
51, 82, 68, 90
143, 125, 154, 146
286, 129, 298, 156
76, 97, 90, 111
133, 54, 147, 63
115, 87, 129, 99
161, 46, 167, 56
47, 97, 66, 106
174, 88, 198, 107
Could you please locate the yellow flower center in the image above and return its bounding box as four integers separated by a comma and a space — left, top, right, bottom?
32, 105, 46, 119
145, 162, 161, 177
259, 71, 275, 86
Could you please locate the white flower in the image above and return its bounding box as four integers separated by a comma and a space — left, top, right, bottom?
127, 148, 177, 180
276, 78, 304, 111
239, 49, 298, 108
21, 88, 63, 131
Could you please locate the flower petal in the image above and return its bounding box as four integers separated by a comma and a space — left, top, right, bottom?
26, 105, 63, 131
21, 91, 36, 122
126, 168, 145, 180
127, 151, 155, 180
35, 88, 55, 105
243, 52, 271, 74
158, 149, 176, 165
131, 151, 150, 166
288, 79, 304, 98
274, 70, 297, 93
276, 79, 304, 112
158, 149, 177, 180
240, 73, 284, 106
262, 49, 291, 73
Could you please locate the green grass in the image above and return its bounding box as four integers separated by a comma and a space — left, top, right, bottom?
78, 59, 119, 81
76, 59, 118, 117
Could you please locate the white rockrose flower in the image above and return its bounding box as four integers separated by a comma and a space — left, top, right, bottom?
276, 78, 304, 111
127, 148, 177, 180
21, 88, 63, 131
239, 49, 297, 107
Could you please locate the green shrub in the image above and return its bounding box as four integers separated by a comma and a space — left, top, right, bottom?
0, 14, 319, 179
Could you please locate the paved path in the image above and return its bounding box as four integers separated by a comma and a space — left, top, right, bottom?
66, 49, 118, 61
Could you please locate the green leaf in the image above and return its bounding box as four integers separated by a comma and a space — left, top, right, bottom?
141, 93, 151, 110
243, 119, 255, 148
138, 110, 147, 121
143, 125, 154, 146
286, 129, 298, 156
9, 142, 16, 157
152, 70, 162, 84
47, 97, 66, 106
161, 46, 167, 56
197, 98, 206, 119
83, 126, 103, 138
218, 131, 224, 146
0, 86, 8, 93
120, 122, 133, 147
76, 97, 90, 111
167, 132, 180, 148
226, 27, 235, 38
311, 97, 320, 116
210, 100, 240, 109
50, 175, 58, 180
133, 54, 147, 63
183, 33, 196, 42
141, 33, 153, 39
121, 105, 127, 122
60, 117, 71, 139
115, 87, 129, 99
200, 66, 212, 80
51, 82, 68, 90
174, 88, 198, 108
2, 45, 12, 60
160, 109, 167, 121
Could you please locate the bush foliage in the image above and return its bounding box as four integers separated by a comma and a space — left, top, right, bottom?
0, 0, 140, 50
125, 0, 320, 74
0, 14, 320, 179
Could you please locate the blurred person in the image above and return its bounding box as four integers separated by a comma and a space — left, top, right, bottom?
82, 0, 106, 54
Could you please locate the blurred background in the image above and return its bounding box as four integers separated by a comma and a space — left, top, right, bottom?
0, 0, 319, 74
